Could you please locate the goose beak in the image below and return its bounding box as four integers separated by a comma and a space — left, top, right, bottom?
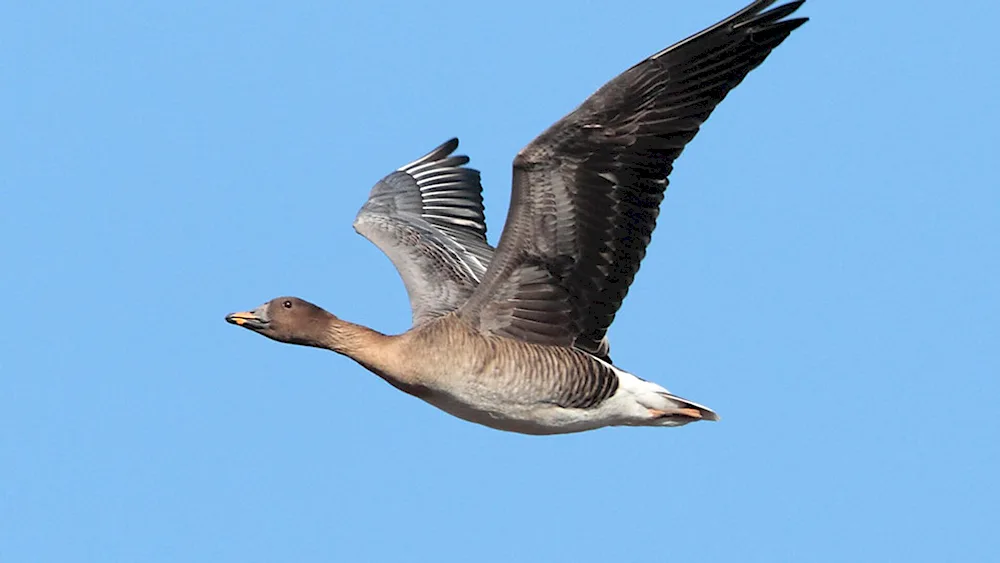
225, 310, 268, 330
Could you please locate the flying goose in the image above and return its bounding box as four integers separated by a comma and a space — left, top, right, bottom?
227, 0, 808, 435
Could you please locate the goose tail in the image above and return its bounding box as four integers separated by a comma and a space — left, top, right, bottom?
612, 367, 719, 427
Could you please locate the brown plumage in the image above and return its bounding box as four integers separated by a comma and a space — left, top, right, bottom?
227, 0, 807, 434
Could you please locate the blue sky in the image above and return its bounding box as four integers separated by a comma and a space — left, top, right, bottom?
3, 0, 998, 561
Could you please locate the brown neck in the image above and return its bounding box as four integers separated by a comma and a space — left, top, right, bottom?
317, 317, 405, 382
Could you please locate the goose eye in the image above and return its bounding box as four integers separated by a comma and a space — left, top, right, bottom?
282, 300, 292, 309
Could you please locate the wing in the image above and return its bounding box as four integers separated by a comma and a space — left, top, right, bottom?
459, 0, 807, 355
353, 138, 495, 326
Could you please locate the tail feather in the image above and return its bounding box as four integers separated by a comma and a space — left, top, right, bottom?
646, 397, 720, 427
657, 393, 720, 422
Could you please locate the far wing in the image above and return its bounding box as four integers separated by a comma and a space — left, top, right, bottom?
354, 139, 495, 326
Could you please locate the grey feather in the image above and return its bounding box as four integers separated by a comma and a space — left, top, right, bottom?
354, 139, 494, 326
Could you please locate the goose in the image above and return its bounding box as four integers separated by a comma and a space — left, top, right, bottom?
227, 0, 808, 435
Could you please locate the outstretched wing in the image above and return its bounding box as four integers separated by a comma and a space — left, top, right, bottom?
459, 0, 807, 356
354, 139, 495, 326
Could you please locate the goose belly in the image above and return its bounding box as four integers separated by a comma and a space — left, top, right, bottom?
417, 382, 635, 435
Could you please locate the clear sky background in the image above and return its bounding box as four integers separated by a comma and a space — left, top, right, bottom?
3, 1, 998, 561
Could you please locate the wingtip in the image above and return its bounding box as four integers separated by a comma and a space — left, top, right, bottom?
649, 0, 808, 61
398, 137, 463, 172
441, 137, 460, 153
737, 0, 808, 30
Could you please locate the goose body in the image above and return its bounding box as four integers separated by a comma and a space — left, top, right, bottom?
383, 314, 714, 435
227, 0, 808, 435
